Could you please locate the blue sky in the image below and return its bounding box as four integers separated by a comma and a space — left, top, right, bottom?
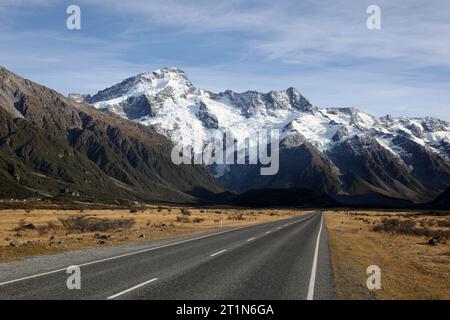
0, 0, 449, 120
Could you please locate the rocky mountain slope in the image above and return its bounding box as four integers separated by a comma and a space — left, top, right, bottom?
0, 67, 225, 203
78, 67, 450, 203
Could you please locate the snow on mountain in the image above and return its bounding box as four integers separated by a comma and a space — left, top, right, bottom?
86, 68, 312, 166
80, 67, 450, 203
84, 67, 450, 169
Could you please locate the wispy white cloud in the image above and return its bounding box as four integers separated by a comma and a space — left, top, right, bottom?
0, 0, 449, 120
84, 0, 450, 68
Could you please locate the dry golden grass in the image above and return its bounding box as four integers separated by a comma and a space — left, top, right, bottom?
325, 210, 450, 300
0, 206, 304, 263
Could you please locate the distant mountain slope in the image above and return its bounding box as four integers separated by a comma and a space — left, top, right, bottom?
230, 188, 339, 208
81, 67, 450, 203
425, 188, 450, 209
0, 66, 225, 203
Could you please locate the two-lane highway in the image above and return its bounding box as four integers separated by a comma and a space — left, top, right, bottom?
0, 211, 335, 300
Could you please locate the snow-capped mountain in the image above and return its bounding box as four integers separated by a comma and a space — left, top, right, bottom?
76, 67, 450, 203
86, 68, 313, 157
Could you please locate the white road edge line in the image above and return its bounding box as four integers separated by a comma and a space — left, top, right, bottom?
247, 237, 255, 242
210, 249, 227, 257
0, 211, 316, 287
265, 231, 271, 234
306, 212, 324, 300
107, 278, 158, 300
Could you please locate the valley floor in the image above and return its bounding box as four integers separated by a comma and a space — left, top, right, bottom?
325, 210, 450, 299
0, 205, 302, 263
1, 205, 449, 300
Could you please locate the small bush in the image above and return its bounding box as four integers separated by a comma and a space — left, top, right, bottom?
151, 222, 167, 229
59, 216, 135, 233
228, 213, 245, 221
176, 216, 191, 223
13, 219, 59, 235
13, 219, 36, 232
192, 218, 205, 223
35, 221, 59, 235
181, 208, 191, 216
129, 208, 138, 213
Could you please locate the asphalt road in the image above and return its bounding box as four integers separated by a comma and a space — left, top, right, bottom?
0, 211, 335, 300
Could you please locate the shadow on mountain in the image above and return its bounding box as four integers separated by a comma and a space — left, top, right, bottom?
197, 187, 436, 210
331, 193, 415, 209
227, 188, 339, 208
230, 188, 449, 210
421, 187, 450, 210
185, 187, 237, 204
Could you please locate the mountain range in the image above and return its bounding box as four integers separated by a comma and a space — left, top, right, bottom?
0, 66, 225, 203
71, 67, 450, 205
0, 66, 448, 207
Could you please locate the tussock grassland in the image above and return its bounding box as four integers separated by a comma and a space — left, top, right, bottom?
325, 211, 450, 300
0, 206, 304, 262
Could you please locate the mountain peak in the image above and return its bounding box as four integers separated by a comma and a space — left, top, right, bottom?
87, 67, 195, 107
286, 87, 300, 94
0, 66, 224, 202
136, 67, 188, 83
153, 66, 186, 76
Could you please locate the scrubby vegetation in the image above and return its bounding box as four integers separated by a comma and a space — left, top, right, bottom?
176, 216, 191, 223
373, 218, 450, 238
180, 208, 191, 216
58, 216, 135, 233
228, 213, 245, 221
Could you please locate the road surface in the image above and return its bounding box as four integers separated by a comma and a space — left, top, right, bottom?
0, 211, 335, 300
